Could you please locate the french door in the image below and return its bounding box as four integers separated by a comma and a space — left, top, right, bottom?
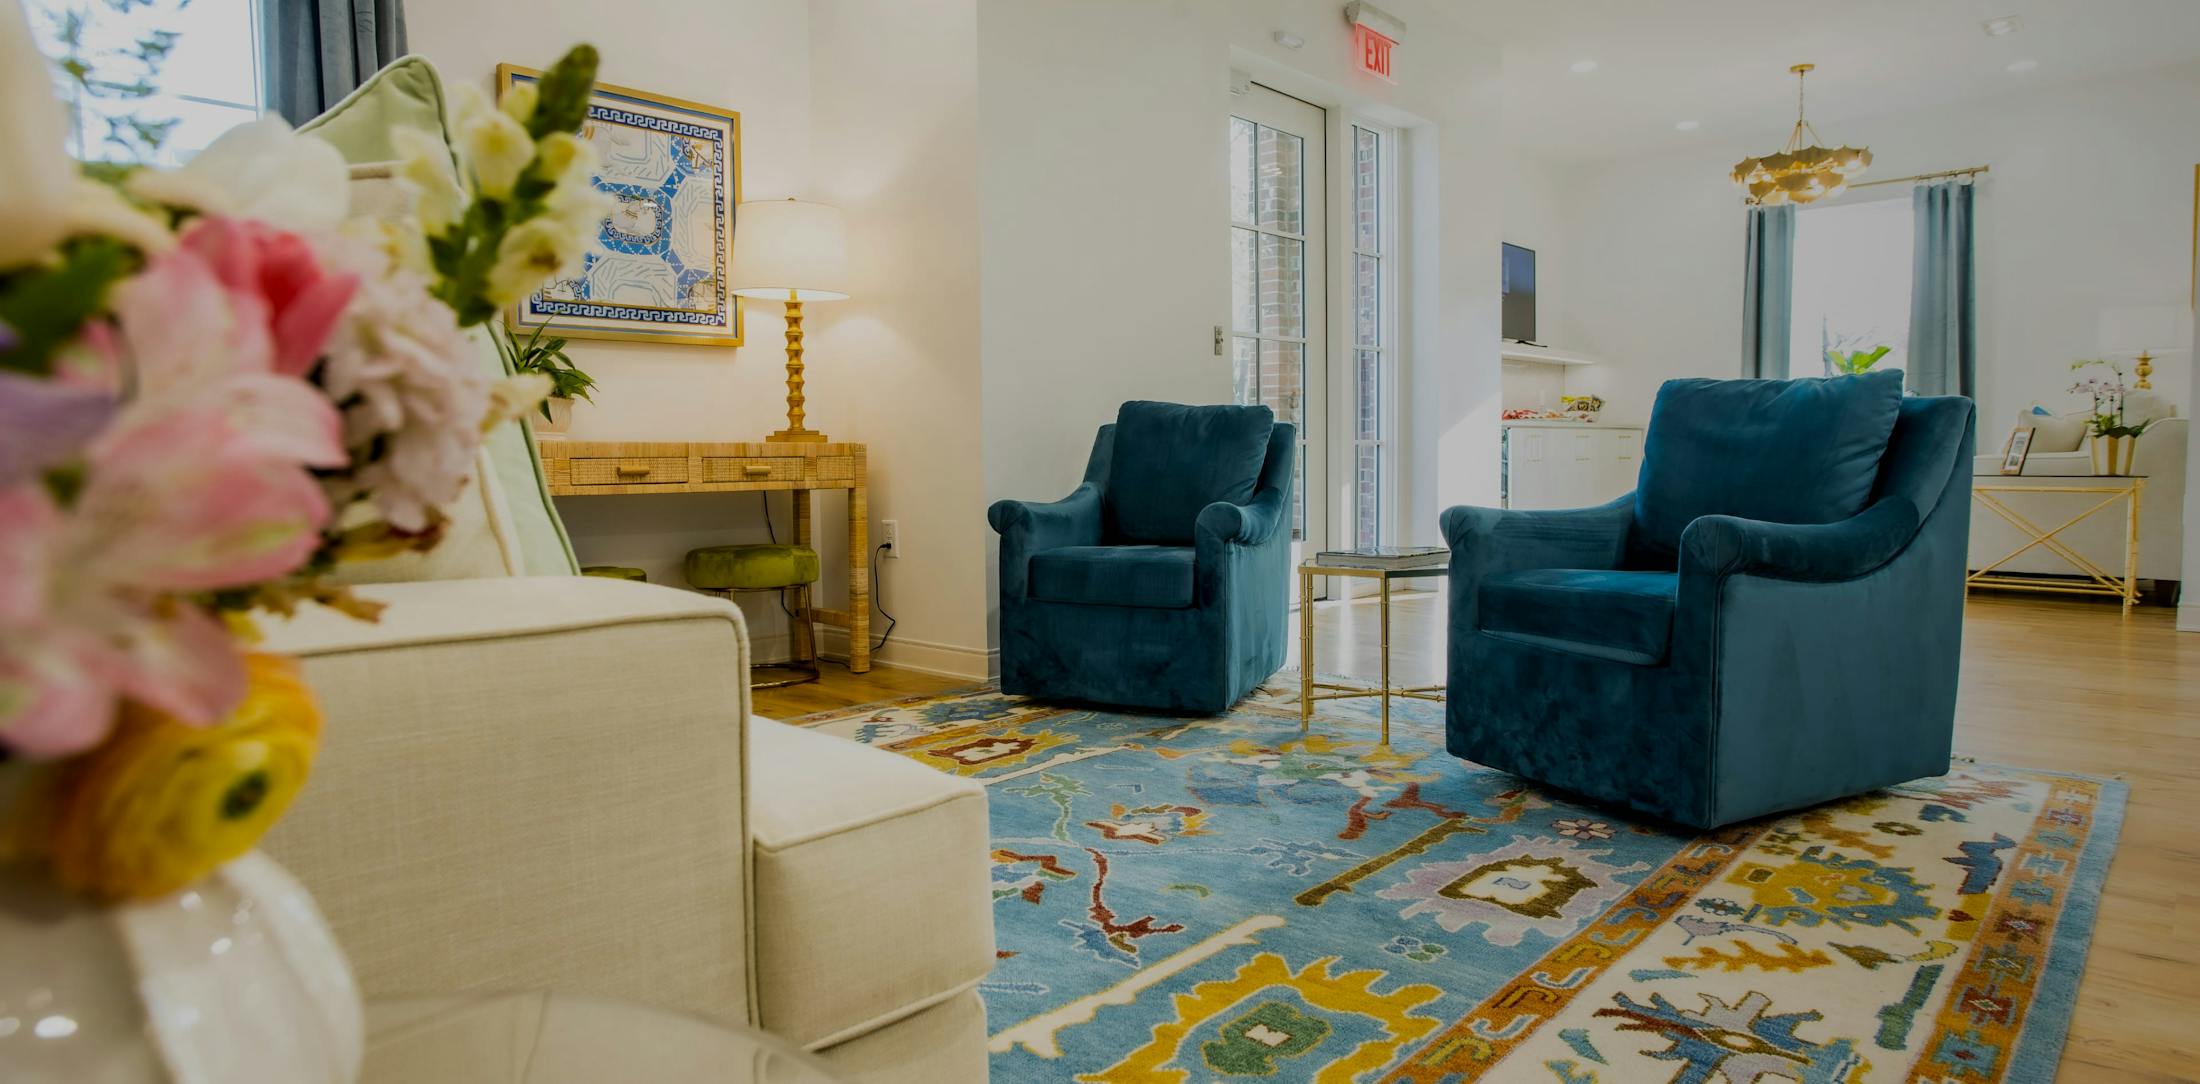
1229, 85, 1328, 589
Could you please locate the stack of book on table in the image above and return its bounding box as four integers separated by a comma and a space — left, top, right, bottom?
1312, 546, 1447, 570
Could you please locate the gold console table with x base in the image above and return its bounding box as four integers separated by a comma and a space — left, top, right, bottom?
1967, 476, 2144, 615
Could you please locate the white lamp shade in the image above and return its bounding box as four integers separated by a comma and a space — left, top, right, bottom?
729, 198, 849, 301
2096, 305, 2194, 354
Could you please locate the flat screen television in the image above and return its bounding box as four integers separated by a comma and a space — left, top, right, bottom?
1501, 242, 1537, 344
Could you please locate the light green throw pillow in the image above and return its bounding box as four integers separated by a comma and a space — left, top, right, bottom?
298, 57, 580, 578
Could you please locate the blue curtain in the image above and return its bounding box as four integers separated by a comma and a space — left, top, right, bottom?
260, 0, 408, 126
1741, 205, 1795, 378
1907, 181, 1977, 397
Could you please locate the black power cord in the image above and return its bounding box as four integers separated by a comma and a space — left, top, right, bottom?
759, 493, 896, 655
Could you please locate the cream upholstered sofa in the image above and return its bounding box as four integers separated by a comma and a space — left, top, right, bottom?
255, 59, 994, 1084
1969, 394, 2186, 595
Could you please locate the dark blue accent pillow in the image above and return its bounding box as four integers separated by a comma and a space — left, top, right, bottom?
1105, 401, 1275, 544
1631, 370, 1904, 565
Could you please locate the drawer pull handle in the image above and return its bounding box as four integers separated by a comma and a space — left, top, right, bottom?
743, 464, 773, 476
616, 463, 653, 477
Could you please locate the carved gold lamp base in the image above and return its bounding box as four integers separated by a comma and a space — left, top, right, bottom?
764, 295, 829, 444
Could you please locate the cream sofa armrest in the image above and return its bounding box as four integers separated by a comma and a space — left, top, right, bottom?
259, 576, 757, 1027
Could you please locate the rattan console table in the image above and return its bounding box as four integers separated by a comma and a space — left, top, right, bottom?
540, 441, 872, 672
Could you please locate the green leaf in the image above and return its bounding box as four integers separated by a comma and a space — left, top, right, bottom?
0, 238, 140, 375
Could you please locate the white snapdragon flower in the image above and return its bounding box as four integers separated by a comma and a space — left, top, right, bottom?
451, 83, 534, 199
538, 134, 613, 237
499, 81, 538, 126
391, 127, 467, 237
484, 217, 586, 307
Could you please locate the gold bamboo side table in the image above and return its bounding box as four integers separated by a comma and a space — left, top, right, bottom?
1297, 557, 1448, 746
1967, 476, 2144, 615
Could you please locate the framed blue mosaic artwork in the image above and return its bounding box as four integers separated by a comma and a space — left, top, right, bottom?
498, 65, 743, 346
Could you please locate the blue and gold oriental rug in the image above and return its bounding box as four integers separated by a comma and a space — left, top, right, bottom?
794, 680, 2124, 1083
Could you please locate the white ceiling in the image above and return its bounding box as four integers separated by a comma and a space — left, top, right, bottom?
1477, 0, 2200, 163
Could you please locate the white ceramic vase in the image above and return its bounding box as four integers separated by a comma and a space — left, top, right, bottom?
536, 396, 574, 439
0, 851, 362, 1084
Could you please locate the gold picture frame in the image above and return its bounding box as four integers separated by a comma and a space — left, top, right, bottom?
497, 64, 743, 347
1998, 426, 2034, 476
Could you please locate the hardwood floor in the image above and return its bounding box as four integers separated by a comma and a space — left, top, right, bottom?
755, 591, 2200, 1082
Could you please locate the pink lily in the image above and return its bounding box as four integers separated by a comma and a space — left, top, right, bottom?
107, 240, 347, 470
179, 216, 359, 378
0, 409, 331, 759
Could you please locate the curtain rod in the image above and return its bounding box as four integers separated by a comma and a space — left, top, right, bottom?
1850, 165, 1990, 189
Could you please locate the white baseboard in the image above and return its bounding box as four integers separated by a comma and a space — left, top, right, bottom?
2181, 600, 2199, 633
816, 626, 997, 682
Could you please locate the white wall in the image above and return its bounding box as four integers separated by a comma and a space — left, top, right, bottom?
408, 0, 833, 660
1501, 151, 1575, 350
1539, 63, 2200, 432
807, 0, 993, 674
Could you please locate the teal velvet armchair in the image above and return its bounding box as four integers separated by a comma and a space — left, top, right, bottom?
1442, 372, 1976, 829
989, 401, 1295, 713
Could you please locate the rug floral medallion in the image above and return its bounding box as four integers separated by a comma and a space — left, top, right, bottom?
794, 679, 2125, 1083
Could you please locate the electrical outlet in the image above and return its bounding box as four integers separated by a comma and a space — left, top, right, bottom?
880, 519, 900, 558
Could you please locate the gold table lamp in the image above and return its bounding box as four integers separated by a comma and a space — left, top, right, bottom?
2096, 305, 2193, 391
730, 198, 849, 442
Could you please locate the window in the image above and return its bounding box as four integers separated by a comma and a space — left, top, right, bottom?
27, 0, 263, 166
1349, 123, 1393, 549
1229, 111, 1313, 541
1789, 195, 1912, 377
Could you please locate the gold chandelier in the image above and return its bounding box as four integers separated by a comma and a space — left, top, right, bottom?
1731, 64, 1872, 206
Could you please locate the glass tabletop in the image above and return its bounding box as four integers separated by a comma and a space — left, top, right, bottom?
362, 992, 847, 1084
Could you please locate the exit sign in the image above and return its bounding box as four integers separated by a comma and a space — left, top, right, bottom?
1354, 21, 1395, 82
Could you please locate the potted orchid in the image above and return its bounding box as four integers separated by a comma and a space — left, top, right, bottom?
2068, 358, 2150, 475
0, 0, 613, 1075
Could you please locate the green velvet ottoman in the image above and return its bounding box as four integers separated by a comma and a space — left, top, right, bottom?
683, 544, 821, 688
580, 565, 647, 582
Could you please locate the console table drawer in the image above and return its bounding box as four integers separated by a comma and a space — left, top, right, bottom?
702, 456, 804, 484
812, 456, 856, 483
568, 457, 689, 486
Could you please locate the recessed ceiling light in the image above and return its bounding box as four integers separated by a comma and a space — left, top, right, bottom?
1675, 120, 1701, 131
1272, 30, 1305, 50
1569, 59, 1599, 74
1982, 15, 2020, 36
2006, 58, 2039, 73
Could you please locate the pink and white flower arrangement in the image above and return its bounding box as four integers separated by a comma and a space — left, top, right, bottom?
0, 2, 608, 760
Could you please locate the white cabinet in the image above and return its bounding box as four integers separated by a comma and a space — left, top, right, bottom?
1501, 423, 1643, 510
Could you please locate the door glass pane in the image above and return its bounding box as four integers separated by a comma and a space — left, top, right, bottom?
1232, 336, 1259, 405
1256, 126, 1303, 234
1230, 228, 1258, 333
1258, 339, 1305, 428
1259, 337, 1307, 541
1355, 350, 1379, 441
1229, 118, 1256, 226
1258, 235, 1304, 338
1353, 254, 1378, 348
1353, 127, 1380, 253
1355, 441, 1380, 549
